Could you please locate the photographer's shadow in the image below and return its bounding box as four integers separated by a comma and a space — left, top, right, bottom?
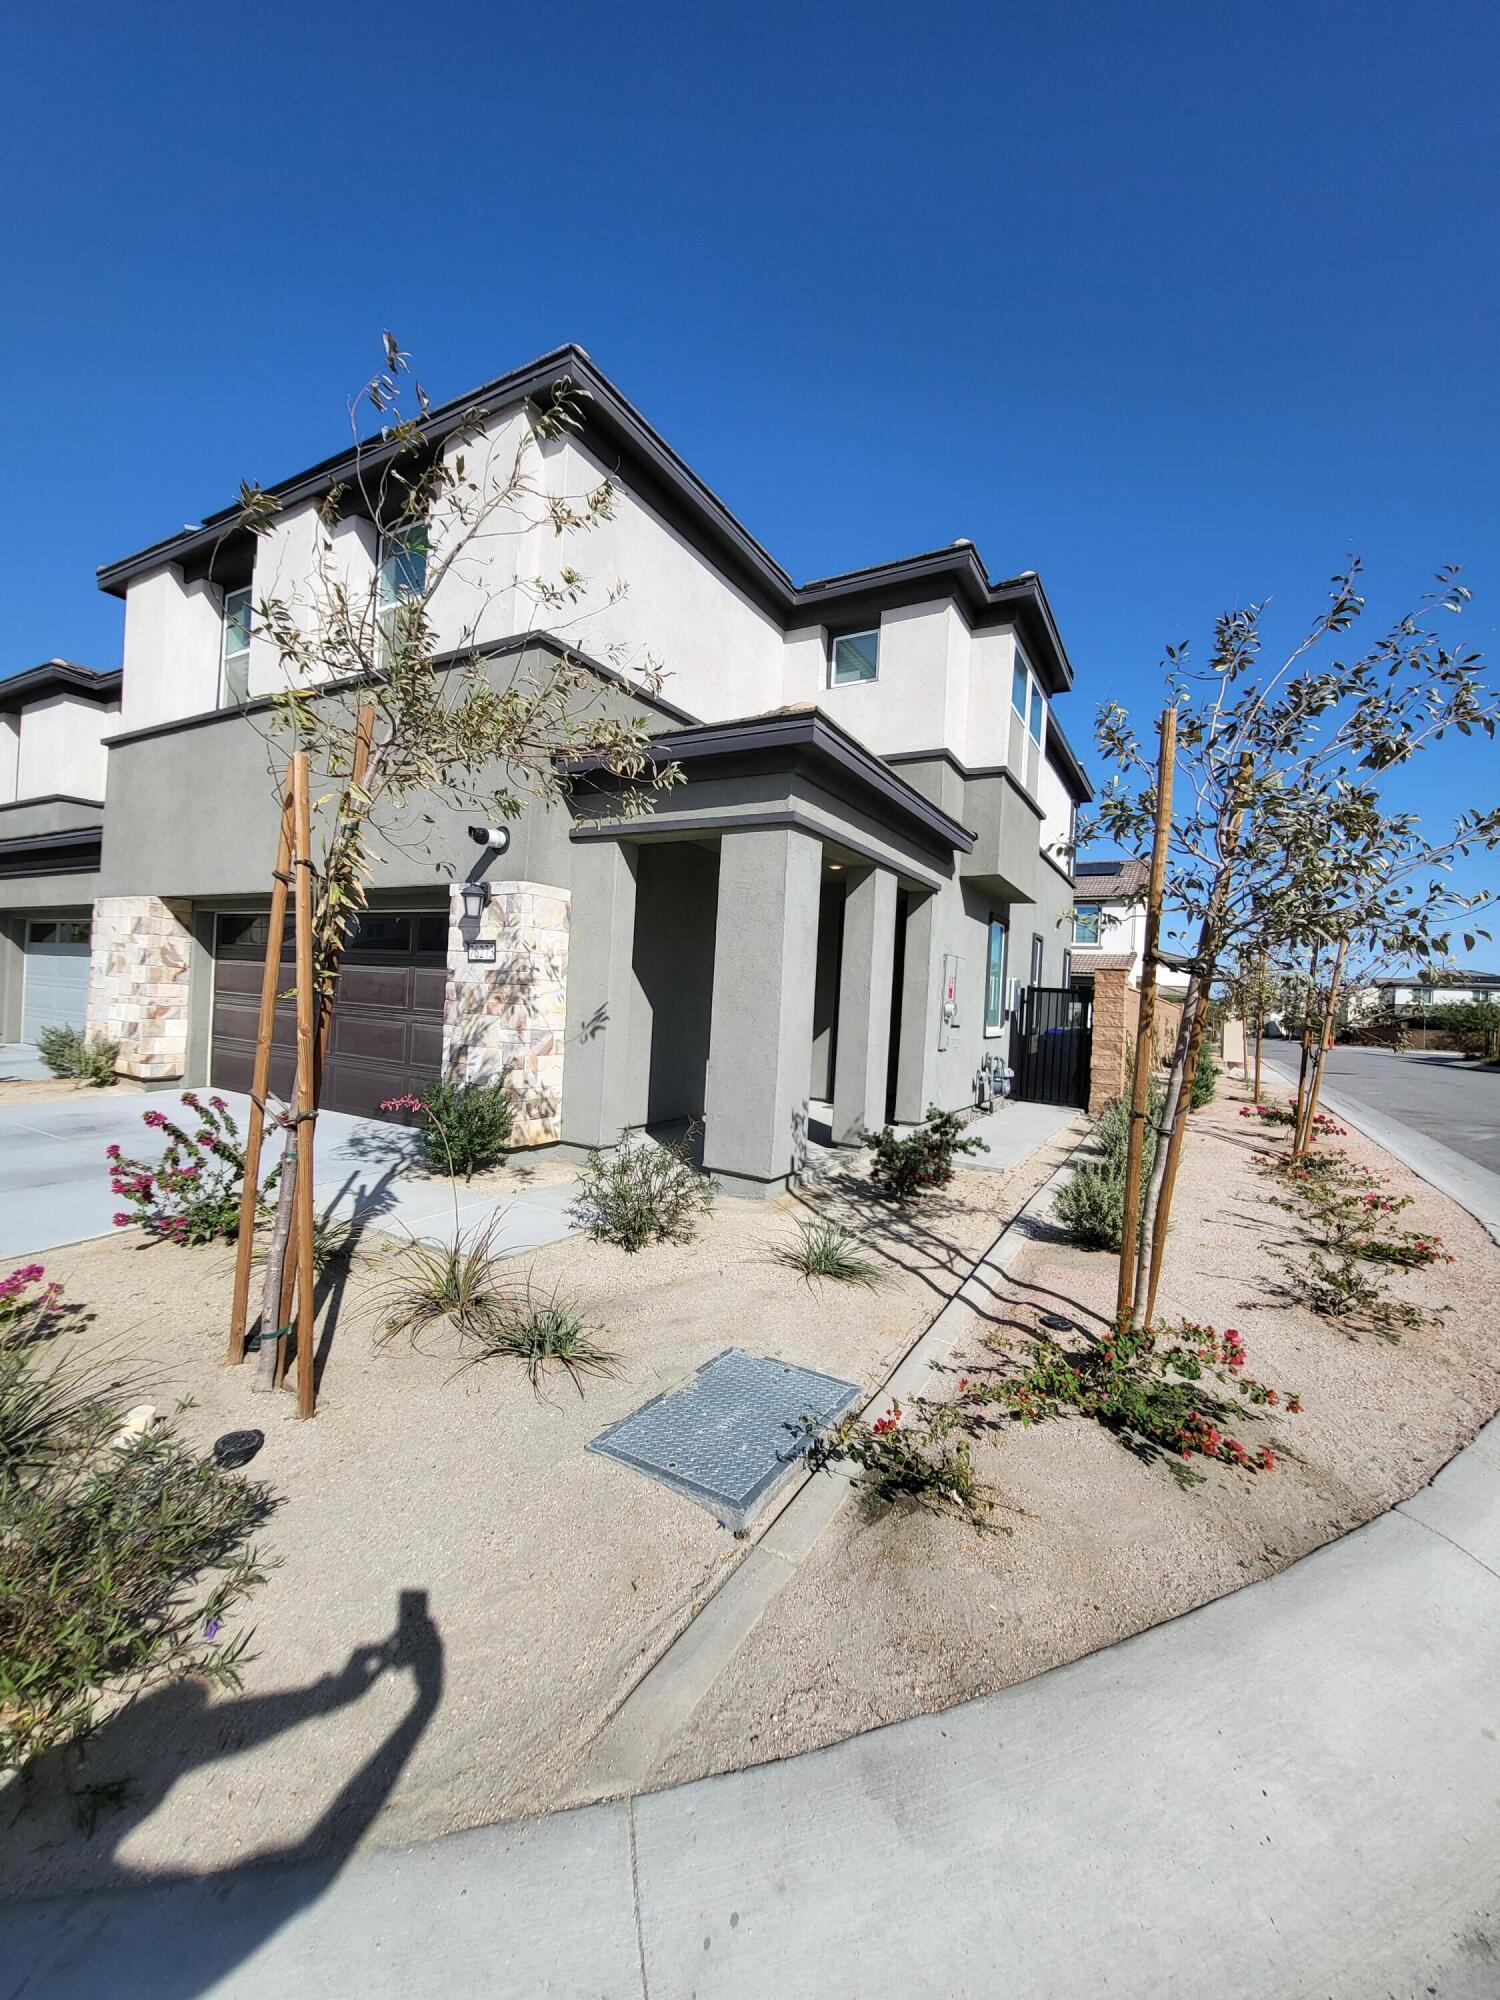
2, 1589, 443, 2000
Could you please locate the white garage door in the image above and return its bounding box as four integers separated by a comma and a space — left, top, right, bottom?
23, 918, 93, 1042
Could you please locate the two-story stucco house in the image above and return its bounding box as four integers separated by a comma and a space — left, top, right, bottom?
1069, 856, 1191, 995
0, 661, 122, 1043
0, 346, 1092, 1196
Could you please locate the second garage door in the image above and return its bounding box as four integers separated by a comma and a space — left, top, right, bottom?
23, 918, 93, 1043
211, 910, 447, 1120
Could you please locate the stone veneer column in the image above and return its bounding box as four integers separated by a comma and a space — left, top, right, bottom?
86, 896, 194, 1080
442, 881, 571, 1147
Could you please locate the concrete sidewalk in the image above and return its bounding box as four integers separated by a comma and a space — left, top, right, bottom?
0, 1090, 580, 1261
5, 1409, 1498, 1999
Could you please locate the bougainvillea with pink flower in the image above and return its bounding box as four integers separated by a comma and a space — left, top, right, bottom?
0, 1263, 66, 1342
108, 1093, 282, 1246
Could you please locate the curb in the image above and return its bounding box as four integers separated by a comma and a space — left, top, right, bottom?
1260, 1056, 1500, 1248
564, 1114, 1092, 1807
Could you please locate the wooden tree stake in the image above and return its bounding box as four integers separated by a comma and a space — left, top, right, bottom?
290, 752, 319, 1419
226, 783, 293, 1366
1115, 707, 1175, 1330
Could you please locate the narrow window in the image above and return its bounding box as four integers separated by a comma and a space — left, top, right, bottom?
1073, 903, 1101, 946
378, 522, 429, 662
1028, 679, 1045, 744
984, 917, 1008, 1034
1030, 934, 1045, 985
1063, 950, 1073, 987
830, 628, 879, 685
1011, 657, 1028, 718
219, 585, 252, 706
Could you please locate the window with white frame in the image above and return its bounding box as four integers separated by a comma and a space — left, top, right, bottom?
830, 628, 879, 685
219, 586, 252, 707
1030, 933, 1045, 985
1011, 647, 1045, 744
377, 522, 429, 662
1073, 902, 1102, 945
984, 916, 1008, 1034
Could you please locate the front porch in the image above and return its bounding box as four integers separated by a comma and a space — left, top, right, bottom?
559, 709, 978, 1197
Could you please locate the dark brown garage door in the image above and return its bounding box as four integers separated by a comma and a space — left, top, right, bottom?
211, 910, 448, 1120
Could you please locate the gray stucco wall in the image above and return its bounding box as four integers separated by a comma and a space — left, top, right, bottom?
630, 842, 720, 1125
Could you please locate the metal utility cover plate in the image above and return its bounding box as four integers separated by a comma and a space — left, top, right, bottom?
588, 1347, 862, 1529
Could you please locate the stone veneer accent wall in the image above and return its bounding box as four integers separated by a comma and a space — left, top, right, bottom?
1086, 961, 1185, 1114
443, 881, 570, 1146
86, 895, 194, 1080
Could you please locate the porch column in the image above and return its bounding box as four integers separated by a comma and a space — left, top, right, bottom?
893, 888, 942, 1122
702, 825, 822, 1196
832, 865, 898, 1144
560, 839, 645, 1150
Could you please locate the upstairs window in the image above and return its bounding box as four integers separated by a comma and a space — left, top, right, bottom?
830, 628, 879, 686
1073, 903, 1101, 946
378, 522, 429, 662
219, 585, 252, 707
1012, 648, 1045, 743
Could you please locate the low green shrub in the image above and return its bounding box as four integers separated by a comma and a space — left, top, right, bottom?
810, 1394, 993, 1526
1190, 1040, 1219, 1110
416, 1077, 514, 1180
36, 1024, 119, 1086
571, 1127, 714, 1251
865, 1105, 984, 1199
1054, 1087, 1160, 1251
0, 1310, 273, 1772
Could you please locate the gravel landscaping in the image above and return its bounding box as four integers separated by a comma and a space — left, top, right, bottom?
651, 1076, 1500, 1792
0, 1125, 1071, 1896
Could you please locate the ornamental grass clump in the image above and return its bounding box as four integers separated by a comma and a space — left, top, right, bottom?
0, 1304, 274, 1772
373, 1216, 513, 1348
777, 1219, 882, 1287
451, 1282, 617, 1395
571, 1127, 714, 1251
108, 1093, 278, 1246
864, 1105, 984, 1199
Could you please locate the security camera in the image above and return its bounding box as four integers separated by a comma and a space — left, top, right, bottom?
467, 825, 511, 852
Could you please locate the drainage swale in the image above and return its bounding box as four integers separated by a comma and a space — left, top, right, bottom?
588, 1347, 861, 1530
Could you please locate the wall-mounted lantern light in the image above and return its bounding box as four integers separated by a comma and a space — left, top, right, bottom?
460, 880, 492, 923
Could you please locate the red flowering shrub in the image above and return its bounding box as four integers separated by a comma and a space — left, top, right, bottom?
109, 1093, 281, 1246
981, 1318, 1298, 1487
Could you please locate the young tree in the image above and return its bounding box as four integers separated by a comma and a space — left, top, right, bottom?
223, 335, 682, 1384
1093, 559, 1499, 1325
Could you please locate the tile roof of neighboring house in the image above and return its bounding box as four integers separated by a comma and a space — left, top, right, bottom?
1070, 950, 1136, 972
1074, 856, 1149, 902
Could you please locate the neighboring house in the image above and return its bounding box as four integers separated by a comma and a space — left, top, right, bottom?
0, 345, 1093, 1196
1352, 971, 1500, 1016
1068, 856, 1191, 994
0, 661, 122, 1044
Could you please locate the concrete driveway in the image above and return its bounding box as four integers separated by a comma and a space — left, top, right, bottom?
0, 1089, 580, 1261
1263, 1044, 1500, 1243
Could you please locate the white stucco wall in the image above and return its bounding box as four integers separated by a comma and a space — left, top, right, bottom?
425, 407, 544, 656
0, 713, 18, 801
528, 433, 785, 721
120, 566, 224, 732
9, 693, 115, 799
782, 601, 975, 758
1038, 750, 1074, 865
245, 503, 380, 700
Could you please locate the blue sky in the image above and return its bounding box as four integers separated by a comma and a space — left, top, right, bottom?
5, 1, 1497, 959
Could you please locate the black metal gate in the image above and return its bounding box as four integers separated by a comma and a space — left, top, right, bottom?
1011, 985, 1092, 1108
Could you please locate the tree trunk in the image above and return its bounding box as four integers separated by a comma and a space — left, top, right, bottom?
253, 1146, 297, 1390
1129, 749, 1253, 1326
1252, 960, 1265, 1105
1292, 948, 1321, 1140
1296, 936, 1347, 1158
1116, 708, 1176, 1331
